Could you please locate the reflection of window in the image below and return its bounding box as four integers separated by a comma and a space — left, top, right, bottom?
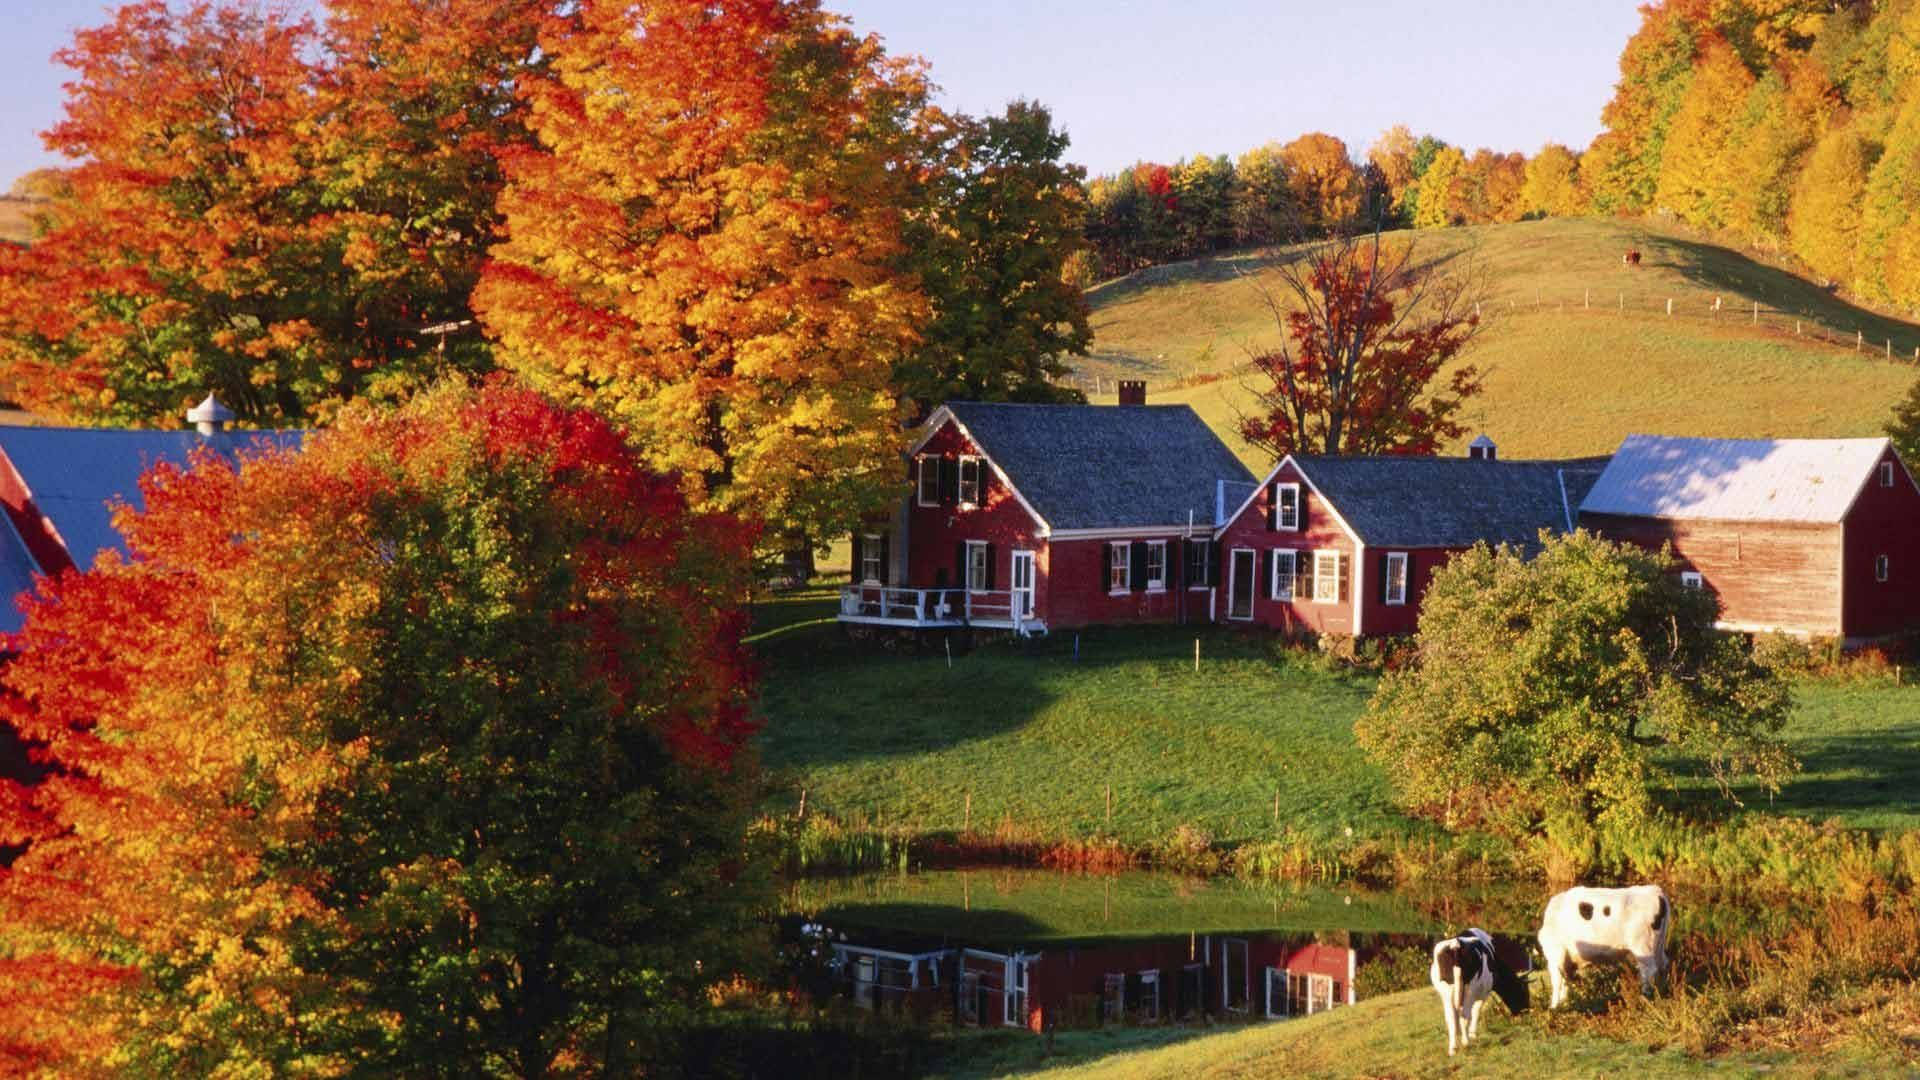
1877, 555, 1890, 583
861, 534, 883, 585
959, 455, 982, 505
1272, 550, 1296, 600
1137, 969, 1160, 1022
916, 456, 939, 506
1103, 973, 1125, 1024
1109, 542, 1130, 593
1681, 570, 1703, 590
1145, 541, 1166, 590
1276, 483, 1301, 530
1385, 552, 1409, 605
966, 540, 989, 592
1313, 550, 1342, 604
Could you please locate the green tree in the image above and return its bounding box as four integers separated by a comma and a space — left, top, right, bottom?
1886, 372, 1920, 469
1356, 531, 1795, 830
1173, 152, 1237, 255
897, 100, 1093, 411
1231, 142, 1293, 246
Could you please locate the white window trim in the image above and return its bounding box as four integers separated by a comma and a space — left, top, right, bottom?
1271, 548, 1296, 601
1145, 540, 1167, 592
965, 539, 990, 593
1882, 461, 1896, 488
860, 532, 884, 586
916, 455, 939, 507
1680, 570, 1703, 590
1312, 550, 1341, 605
1275, 483, 1301, 531
1876, 555, 1889, 583
958, 454, 983, 507
1108, 541, 1131, 595
1384, 551, 1409, 606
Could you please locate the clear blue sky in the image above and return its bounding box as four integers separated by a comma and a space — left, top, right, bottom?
1, 0, 1643, 189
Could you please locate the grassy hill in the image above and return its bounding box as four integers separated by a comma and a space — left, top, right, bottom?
1082, 218, 1920, 468
0, 197, 41, 245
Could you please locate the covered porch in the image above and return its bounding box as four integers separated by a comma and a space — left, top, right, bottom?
837, 585, 1045, 635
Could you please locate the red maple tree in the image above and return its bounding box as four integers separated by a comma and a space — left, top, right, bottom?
1238, 232, 1484, 458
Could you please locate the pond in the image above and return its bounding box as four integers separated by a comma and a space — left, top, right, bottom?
781, 868, 1814, 1034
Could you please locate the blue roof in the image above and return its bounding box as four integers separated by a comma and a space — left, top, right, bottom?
0, 427, 305, 571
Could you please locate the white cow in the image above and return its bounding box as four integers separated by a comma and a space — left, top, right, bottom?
1429, 928, 1527, 1056
1537, 884, 1672, 1009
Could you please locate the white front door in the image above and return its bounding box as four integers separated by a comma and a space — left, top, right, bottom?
1011, 550, 1036, 618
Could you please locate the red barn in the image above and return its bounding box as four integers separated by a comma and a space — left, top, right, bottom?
839, 390, 1255, 634
1578, 434, 1920, 641
1213, 439, 1605, 636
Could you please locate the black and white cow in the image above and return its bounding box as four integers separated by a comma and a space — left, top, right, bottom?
1429, 928, 1528, 1056
1538, 884, 1672, 1009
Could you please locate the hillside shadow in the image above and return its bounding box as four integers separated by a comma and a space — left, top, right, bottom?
1763, 731, 1920, 822
1644, 232, 1920, 350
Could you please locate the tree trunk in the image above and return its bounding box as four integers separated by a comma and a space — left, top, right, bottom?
782, 529, 815, 587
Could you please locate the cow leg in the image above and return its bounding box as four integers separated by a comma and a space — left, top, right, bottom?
1635, 952, 1663, 995
1437, 992, 1458, 1056
1468, 995, 1487, 1042
1540, 938, 1568, 1009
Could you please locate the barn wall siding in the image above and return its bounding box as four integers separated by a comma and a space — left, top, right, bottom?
1840, 448, 1920, 639
1579, 511, 1844, 636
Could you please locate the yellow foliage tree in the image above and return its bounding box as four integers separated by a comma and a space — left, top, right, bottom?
1857, 90, 1920, 305
1413, 147, 1465, 229
1279, 132, 1363, 233
1787, 123, 1875, 287
1366, 125, 1418, 219
1723, 63, 1821, 249
1655, 39, 1755, 230
472, 0, 927, 552
1523, 143, 1582, 217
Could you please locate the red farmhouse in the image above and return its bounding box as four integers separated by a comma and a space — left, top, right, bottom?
840, 388, 1255, 634
1212, 438, 1605, 635
1579, 434, 1920, 641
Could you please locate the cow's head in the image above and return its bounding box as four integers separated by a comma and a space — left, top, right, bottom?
1491, 957, 1530, 1013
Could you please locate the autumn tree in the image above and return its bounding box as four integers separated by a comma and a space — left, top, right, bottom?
1787, 123, 1876, 286
0, 380, 765, 1076
896, 100, 1092, 412
1357, 531, 1794, 830
1654, 38, 1755, 229
1855, 89, 1920, 305
1885, 372, 1920, 469
474, 0, 928, 560
1279, 133, 1364, 234
1237, 229, 1483, 459
1231, 142, 1294, 247
1597, 0, 1706, 212
1366, 125, 1419, 225
1724, 64, 1821, 248
1413, 146, 1465, 228
1522, 143, 1582, 218
0, 0, 543, 426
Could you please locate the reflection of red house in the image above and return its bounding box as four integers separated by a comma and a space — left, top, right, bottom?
1579, 435, 1920, 641
839, 386, 1255, 635
1212, 438, 1604, 635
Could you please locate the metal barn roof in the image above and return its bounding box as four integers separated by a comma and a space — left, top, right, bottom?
0, 426, 304, 571
1578, 434, 1893, 524
940, 402, 1256, 531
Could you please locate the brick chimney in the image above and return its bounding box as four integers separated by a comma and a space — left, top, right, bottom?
1117, 379, 1147, 406
1468, 434, 1497, 461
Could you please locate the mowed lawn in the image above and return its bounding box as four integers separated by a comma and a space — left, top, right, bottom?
755, 622, 1392, 847
930, 984, 1906, 1080
755, 616, 1920, 841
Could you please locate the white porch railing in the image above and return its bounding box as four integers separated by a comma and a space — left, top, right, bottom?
838, 585, 1042, 634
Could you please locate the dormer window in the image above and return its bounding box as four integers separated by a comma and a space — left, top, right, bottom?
958, 455, 982, 506
1275, 483, 1301, 531
916, 455, 939, 506
1882, 461, 1896, 488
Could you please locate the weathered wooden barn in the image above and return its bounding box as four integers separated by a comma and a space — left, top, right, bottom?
839, 385, 1255, 634
1578, 434, 1920, 641
1212, 440, 1606, 635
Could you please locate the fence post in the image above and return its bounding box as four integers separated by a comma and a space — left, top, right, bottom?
1752, 301, 1758, 325
1858, 330, 1864, 352
1796, 320, 1802, 336
1585, 289, 1590, 309
1619, 292, 1624, 312
1666, 298, 1673, 316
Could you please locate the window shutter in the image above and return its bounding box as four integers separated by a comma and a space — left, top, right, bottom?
939, 457, 958, 503
977, 459, 993, 503
851, 534, 865, 580
878, 534, 891, 586
1267, 485, 1278, 531
1337, 552, 1350, 604
1378, 553, 1389, 604
956, 542, 968, 588
1207, 541, 1221, 587
1298, 489, 1309, 531
1261, 549, 1273, 599
984, 543, 996, 590
1100, 544, 1113, 592
1130, 541, 1149, 591
1298, 550, 1314, 600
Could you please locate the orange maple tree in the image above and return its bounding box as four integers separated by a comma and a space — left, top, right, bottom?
473, 0, 928, 553
0, 379, 762, 1075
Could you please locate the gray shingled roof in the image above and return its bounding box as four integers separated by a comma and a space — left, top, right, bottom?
943, 402, 1255, 530
1292, 454, 1611, 549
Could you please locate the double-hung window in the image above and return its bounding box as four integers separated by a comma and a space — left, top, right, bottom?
1882, 462, 1896, 488
1108, 542, 1131, 594
1184, 540, 1214, 588
860, 534, 883, 585
1877, 555, 1890, 583
1275, 483, 1301, 531
916, 455, 939, 506
1145, 541, 1167, 591
1312, 550, 1342, 604
965, 540, 990, 592
1271, 550, 1296, 601
1384, 552, 1409, 605
1680, 570, 1703, 590
958, 455, 982, 506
